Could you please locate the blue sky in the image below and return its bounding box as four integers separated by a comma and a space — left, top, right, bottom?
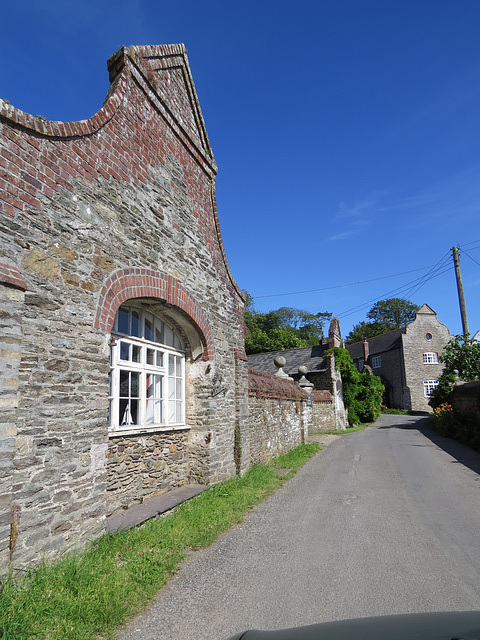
2, 1, 480, 339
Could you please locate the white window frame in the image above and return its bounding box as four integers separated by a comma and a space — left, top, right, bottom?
423, 379, 439, 397
423, 352, 439, 364
109, 305, 186, 435
371, 355, 381, 369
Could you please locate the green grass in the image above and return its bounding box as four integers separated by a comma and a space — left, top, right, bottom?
322, 424, 371, 435
382, 408, 409, 415
0, 443, 320, 640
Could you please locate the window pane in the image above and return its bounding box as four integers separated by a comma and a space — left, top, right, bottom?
120, 341, 130, 361
176, 378, 182, 399
154, 319, 164, 344
165, 325, 174, 347
119, 398, 130, 425
156, 351, 164, 367
147, 348, 155, 365
168, 400, 176, 423
119, 370, 129, 397
145, 314, 154, 341
130, 399, 139, 424
154, 400, 162, 424
130, 371, 140, 397
176, 400, 183, 422
117, 308, 129, 334
131, 310, 141, 337
132, 344, 141, 363
169, 354, 175, 376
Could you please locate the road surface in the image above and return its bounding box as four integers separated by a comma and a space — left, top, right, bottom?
118, 414, 480, 639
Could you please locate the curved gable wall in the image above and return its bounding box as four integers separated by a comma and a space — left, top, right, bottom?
0, 44, 247, 571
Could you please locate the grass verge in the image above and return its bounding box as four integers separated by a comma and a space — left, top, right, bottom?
0, 443, 320, 640
323, 424, 371, 435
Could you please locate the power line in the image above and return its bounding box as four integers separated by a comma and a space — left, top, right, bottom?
401, 251, 451, 300
462, 249, 480, 269
337, 263, 453, 319
253, 261, 454, 300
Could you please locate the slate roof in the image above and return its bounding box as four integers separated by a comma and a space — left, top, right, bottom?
247, 344, 329, 376
346, 327, 405, 360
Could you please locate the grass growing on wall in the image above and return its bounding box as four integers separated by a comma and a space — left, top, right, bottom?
0, 443, 320, 640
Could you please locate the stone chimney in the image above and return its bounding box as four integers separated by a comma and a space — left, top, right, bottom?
328, 317, 342, 349
363, 338, 369, 362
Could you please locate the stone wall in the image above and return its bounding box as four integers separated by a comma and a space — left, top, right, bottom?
0, 268, 26, 575
311, 390, 335, 432
402, 306, 452, 412
0, 45, 248, 572
247, 369, 309, 465
452, 381, 480, 424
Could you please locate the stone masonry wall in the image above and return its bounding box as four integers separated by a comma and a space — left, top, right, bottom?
402, 306, 452, 412
452, 381, 480, 424
0, 270, 26, 575
248, 369, 308, 465
0, 45, 247, 571
370, 347, 406, 409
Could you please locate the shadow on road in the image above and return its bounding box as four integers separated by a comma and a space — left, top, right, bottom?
377, 415, 480, 477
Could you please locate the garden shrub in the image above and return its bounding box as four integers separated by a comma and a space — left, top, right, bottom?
328, 347, 384, 425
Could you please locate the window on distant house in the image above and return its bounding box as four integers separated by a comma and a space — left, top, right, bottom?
358, 359, 364, 372
108, 304, 185, 434
371, 355, 381, 369
423, 379, 439, 397
425, 333, 433, 341
423, 352, 439, 364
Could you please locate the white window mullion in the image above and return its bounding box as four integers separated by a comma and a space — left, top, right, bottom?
109, 305, 185, 434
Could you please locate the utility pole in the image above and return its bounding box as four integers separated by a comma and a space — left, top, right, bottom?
452, 246, 469, 336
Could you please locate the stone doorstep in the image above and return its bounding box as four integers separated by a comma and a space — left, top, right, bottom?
106, 484, 207, 534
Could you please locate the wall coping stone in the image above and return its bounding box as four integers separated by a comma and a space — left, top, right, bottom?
248, 368, 307, 401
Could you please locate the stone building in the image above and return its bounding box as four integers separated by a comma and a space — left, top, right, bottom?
0, 45, 250, 573
347, 304, 452, 411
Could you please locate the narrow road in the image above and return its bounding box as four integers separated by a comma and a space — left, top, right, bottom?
118, 415, 480, 640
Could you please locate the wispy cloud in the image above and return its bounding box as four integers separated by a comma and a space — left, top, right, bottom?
327, 192, 384, 242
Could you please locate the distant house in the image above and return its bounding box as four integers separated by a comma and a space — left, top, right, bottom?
346, 304, 452, 412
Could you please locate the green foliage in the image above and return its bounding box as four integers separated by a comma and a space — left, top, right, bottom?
431, 402, 480, 452
346, 320, 392, 344
346, 298, 419, 344
366, 298, 419, 326
328, 347, 384, 425
440, 334, 480, 381
243, 292, 331, 354
429, 334, 480, 409
0, 444, 319, 640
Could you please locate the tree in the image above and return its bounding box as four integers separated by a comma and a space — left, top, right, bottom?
346, 320, 392, 344
243, 292, 332, 355
366, 298, 419, 327
429, 334, 480, 408
346, 298, 419, 344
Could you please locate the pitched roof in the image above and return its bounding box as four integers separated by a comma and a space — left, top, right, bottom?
347, 327, 405, 360
247, 344, 329, 376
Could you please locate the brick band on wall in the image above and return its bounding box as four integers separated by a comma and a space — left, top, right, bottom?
0, 263, 27, 291
94, 267, 214, 359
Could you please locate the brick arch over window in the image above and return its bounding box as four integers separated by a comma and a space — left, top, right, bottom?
94, 268, 214, 360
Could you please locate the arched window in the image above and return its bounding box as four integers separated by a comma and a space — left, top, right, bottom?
108, 304, 185, 434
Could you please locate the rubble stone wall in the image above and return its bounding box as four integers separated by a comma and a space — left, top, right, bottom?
248, 369, 308, 465
0, 45, 247, 571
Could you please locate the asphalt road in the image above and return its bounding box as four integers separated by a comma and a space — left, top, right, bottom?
117, 414, 480, 640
